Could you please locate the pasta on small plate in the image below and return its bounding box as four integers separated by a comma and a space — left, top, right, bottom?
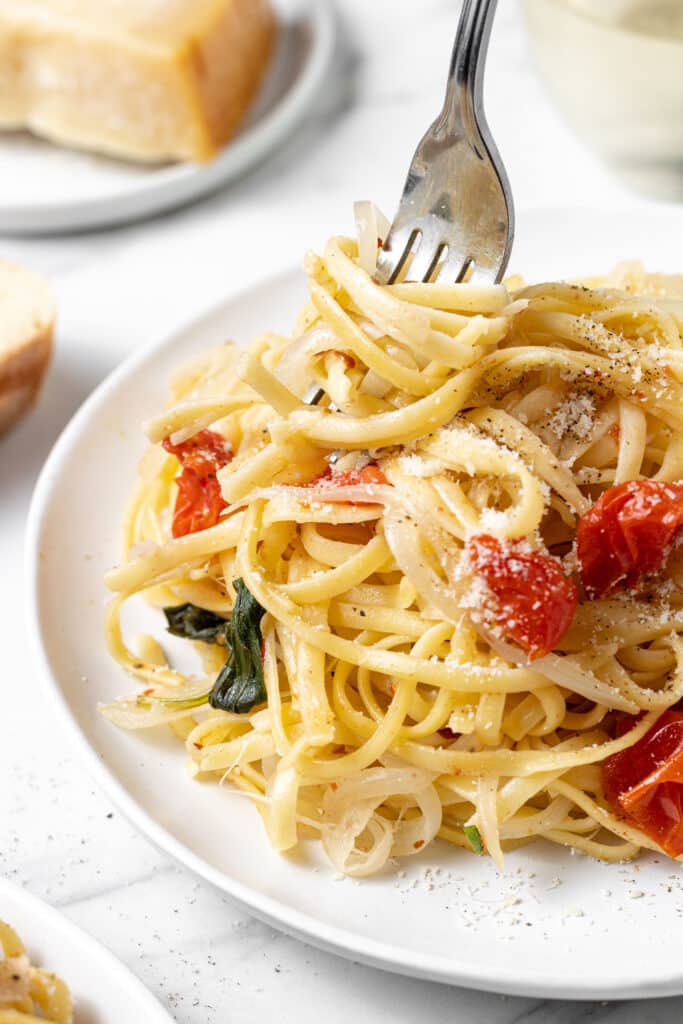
0, 881, 172, 1024
0, 922, 72, 1024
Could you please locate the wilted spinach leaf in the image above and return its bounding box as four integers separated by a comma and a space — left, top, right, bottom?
209, 580, 267, 714
163, 604, 227, 644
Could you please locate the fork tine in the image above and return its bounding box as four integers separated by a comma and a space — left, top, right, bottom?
467, 256, 507, 285
374, 0, 512, 294
374, 247, 400, 287
435, 253, 471, 285
404, 238, 447, 284
374, 224, 417, 286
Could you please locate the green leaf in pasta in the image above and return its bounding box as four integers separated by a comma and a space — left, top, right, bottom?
209, 579, 267, 715
163, 603, 227, 643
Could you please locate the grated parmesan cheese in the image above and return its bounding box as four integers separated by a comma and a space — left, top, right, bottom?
547, 392, 596, 442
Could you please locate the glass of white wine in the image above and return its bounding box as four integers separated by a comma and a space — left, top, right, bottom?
520, 0, 683, 199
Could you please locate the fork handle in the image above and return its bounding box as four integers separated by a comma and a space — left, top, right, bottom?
440, 0, 499, 146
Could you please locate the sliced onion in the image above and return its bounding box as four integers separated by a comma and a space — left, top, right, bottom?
360, 368, 391, 398
324, 765, 435, 815
322, 763, 437, 876
472, 623, 639, 714
499, 796, 572, 839
391, 783, 443, 857
533, 653, 638, 714
323, 805, 395, 878
99, 698, 204, 730
321, 799, 382, 876
274, 326, 338, 397
384, 509, 465, 623
354, 201, 391, 276
99, 679, 212, 729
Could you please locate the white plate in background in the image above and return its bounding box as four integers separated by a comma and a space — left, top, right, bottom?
0, 0, 335, 235
26, 206, 683, 999
0, 878, 173, 1023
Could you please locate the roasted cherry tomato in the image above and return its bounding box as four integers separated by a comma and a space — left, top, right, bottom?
467, 535, 578, 661
577, 480, 683, 599
306, 464, 388, 488
303, 463, 389, 504
603, 710, 683, 857
163, 430, 232, 538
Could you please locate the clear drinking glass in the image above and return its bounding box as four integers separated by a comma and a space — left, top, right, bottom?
520, 0, 683, 200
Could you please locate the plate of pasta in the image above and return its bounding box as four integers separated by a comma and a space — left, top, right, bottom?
27, 204, 683, 999
0, 879, 172, 1022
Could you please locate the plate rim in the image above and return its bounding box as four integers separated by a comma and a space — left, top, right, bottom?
25, 258, 683, 1002
0, 876, 174, 1022
0, 0, 336, 235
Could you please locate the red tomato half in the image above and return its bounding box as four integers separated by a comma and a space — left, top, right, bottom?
603, 710, 683, 858
467, 535, 578, 661
163, 430, 232, 538
577, 480, 683, 599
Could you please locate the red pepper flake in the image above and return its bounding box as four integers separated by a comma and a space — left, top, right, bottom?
142, 688, 155, 696
330, 782, 338, 791
413, 840, 425, 849
193, 742, 204, 750
320, 349, 356, 369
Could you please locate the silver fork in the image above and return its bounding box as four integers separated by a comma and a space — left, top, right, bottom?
303, 0, 513, 407
374, 0, 514, 287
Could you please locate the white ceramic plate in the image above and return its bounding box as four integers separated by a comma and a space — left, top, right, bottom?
26, 206, 683, 1000
0, 878, 172, 1023
0, 0, 334, 235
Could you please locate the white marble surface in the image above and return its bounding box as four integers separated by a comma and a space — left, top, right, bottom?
2, 1, 681, 1021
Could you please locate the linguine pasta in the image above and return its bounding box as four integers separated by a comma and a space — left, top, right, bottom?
0, 923, 72, 1023
103, 213, 683, 876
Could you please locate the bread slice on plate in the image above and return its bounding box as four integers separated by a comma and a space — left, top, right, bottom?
0, 0, 276, 164
0, 260, 55, 436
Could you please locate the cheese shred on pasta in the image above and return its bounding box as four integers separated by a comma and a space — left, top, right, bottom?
0, 923, 72, 1023
103, 218, 683, 876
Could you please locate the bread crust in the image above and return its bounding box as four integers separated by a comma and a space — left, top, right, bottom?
0, 261, 55, 436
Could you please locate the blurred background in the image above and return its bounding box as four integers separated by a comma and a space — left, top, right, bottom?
2, 1, 683, 1021
4, 0, 682, 473
6, 0, 681, 453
